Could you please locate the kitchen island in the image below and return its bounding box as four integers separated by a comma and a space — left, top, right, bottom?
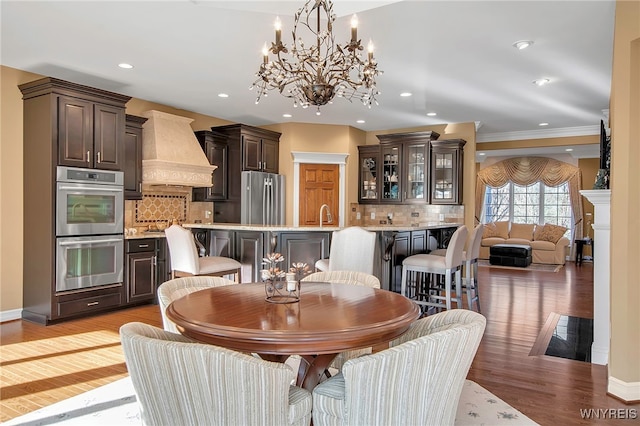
182, 223, 461, 292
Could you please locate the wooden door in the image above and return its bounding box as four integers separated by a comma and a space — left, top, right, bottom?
299, 163, 339, 226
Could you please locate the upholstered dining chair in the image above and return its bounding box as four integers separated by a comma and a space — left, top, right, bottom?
302, 270, 381, 371
315, 226, 376, 274
301, 270, 380, 288
430, 224, 483, 312
120, 322, 312, 426
164, 224, 241, 283
157, 276, 236, 334
401, 225, 468, 311
311, 310, 486, 426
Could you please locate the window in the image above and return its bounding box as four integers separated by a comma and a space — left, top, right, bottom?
483, 181, 573, 236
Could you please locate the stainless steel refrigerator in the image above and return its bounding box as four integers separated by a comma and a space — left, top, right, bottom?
241, 171, 285, 225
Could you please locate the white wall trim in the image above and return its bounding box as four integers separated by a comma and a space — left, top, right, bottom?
608, 376, 640, 402
291, 152, 349, 227
477, 125, 599, 143
0, 309, 22, 323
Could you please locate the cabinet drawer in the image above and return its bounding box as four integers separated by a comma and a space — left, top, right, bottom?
57, 292, 122, 317
126, 238, 156, 253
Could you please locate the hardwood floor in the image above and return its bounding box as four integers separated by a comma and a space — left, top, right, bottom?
1, 262, 638, 424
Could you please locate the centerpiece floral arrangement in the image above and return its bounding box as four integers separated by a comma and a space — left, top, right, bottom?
261, 253, 311, 303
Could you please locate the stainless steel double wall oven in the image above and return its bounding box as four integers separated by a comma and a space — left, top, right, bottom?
55, 166, 124, 292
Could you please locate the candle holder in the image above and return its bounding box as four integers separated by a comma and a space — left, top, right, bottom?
262, 253, 299, 304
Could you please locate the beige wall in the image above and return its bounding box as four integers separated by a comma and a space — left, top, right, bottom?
1, 67, 41, 315
609, 0, 640, 386
262, 122, 366, 225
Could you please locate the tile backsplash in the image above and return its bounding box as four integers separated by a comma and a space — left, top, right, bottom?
125, 185, 213, 230
349, 203, 464, 226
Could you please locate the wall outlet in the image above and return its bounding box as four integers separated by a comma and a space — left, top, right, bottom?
387, 213, 393, 219
439, 214, 445, 221
370, 212, 376, 220
356, 212, 361, 220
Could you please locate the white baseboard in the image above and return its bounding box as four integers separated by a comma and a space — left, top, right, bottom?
609, 376, 640, 402
591, 343, 609, 365
0, 308, 22, 323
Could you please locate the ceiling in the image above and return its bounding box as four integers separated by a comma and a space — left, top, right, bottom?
1, 1, 615, 161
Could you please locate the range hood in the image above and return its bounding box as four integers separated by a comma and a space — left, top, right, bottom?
141, 110, 216, 187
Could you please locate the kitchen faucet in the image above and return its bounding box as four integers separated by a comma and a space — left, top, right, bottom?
319, 204, 332, 228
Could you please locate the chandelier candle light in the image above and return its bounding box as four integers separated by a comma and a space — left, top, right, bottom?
251, 0, 382, 114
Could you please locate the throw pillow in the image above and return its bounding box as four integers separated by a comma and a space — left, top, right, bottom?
510, 223, 535, 240
534, 223, 567, 243
494, 221, 510, 239
482, 222, 499, 238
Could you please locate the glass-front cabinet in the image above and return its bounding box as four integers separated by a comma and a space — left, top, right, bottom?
359, 131, 449, 205
358, 146, 380, 203
381, 144, 402, 203
404, 142, 428, 203
429, 139, 466, 205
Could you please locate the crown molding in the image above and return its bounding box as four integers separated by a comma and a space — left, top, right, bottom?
477, 125, 599, 143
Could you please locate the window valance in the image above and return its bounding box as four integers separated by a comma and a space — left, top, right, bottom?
475, 157, 584, 242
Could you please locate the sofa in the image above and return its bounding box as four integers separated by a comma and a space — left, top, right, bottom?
480, 221, 569, 265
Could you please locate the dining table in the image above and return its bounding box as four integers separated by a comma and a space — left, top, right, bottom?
166, 281, 420, 391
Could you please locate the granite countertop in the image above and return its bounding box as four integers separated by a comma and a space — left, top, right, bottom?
124, 222, 462, 239
125, 231, 166, 240
182, 222, 462, 232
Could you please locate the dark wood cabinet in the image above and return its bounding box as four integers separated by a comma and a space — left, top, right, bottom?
278, 232, 331, 271
125, 239, 157, 304
156, 238, 171, 286
124, 114, 147, 200
210, 124, 281, 223
234, 231, 267, 283
209, 230, 235, 258
19, 77, 131, 324
429, 139, 465, 205
57, 94, 126, 171
192, 130, 228, 202
387, 230, 428, 293
360, 130, 439, 204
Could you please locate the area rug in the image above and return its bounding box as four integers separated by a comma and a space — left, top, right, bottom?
479, 259, 563, 273
2, 377, 538, 425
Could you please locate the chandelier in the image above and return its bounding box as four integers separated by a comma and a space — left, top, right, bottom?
250, 0, 382, 113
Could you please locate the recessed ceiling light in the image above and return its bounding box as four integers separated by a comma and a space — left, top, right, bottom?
218, 93, 229, 98
356, 119, 365, 124
539, 122, 549, 126
478, 152, 486, 156
426, 112, 437, 117
118, 63, 134, 69
512, 40, 534, 50
533, 78, 550, 86
283, 113, 292, 118
565, 148, 573, 152
400, 92, 412, 97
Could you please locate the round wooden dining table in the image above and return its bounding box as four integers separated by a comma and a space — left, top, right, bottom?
166, 282, 420, 391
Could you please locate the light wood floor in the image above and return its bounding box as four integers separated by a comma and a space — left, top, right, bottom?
1, 262, 638, 424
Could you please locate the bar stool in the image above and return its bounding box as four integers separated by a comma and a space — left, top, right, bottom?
164, 225, 242, 283
463, 224, 483, 312
427, 224, 483, 312
400, 225, 468, 312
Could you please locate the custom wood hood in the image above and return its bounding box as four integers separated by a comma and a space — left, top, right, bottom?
141, 110, 216, 187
